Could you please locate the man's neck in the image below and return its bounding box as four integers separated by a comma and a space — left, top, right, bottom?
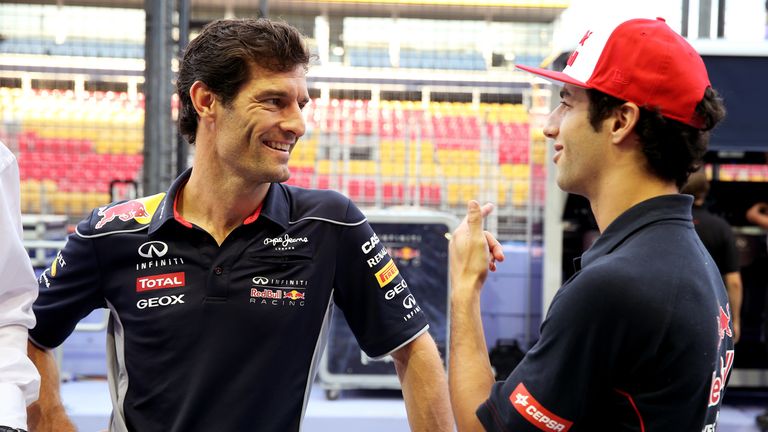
588, 169, 678, 233
178, 166, 270, 245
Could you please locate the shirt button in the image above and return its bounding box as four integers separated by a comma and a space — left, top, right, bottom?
214, 266, 223, 275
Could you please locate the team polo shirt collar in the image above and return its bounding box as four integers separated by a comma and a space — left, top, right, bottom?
148, 167, 289, 235
581, 194, 693, 267
258, 181, 290, 230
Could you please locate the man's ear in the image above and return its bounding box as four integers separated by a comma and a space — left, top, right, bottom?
610, 102, 641, 144
189, 81, 217, 122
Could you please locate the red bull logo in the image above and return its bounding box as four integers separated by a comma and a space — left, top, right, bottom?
251, 288, 282, 299
96, 200, 150, 229
391, 246, 421, 261
284, 290, 305, 301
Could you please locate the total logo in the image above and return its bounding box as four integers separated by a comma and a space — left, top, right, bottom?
136, 272, 185, 292
137, 294, 185, 310
263, 233, 309, 251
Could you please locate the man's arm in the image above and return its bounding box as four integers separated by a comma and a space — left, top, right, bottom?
0, 142, 40, 430
746, 202, 768, 229
391, 332, 453, 432
724, 271, 743, 343
448, 201, 504, 432
26, 342, 75, 432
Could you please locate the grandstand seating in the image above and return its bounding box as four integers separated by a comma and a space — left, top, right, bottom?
0, 37, 144, 59
2, 87, 143, 216
3, 87, 542, 218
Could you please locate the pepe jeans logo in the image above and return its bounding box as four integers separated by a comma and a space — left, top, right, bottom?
264, 234, 309, 251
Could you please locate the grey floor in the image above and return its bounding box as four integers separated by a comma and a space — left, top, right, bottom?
60, 380, 767, 432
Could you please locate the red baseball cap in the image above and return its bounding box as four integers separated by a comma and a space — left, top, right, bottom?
517, 17, 710, 128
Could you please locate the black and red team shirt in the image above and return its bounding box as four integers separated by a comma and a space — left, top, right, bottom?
31, 168, 428, 432
478, 195, 734, 432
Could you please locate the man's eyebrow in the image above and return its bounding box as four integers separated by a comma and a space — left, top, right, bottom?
252, 90, 310, 105
253, 89, 289, 99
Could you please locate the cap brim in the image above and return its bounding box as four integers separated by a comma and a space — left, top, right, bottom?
515, 64, 590, 89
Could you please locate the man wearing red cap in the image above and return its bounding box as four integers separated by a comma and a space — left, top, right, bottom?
449, 17, 732, 431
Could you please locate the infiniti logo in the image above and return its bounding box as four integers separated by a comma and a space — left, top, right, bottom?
402, 294, 417, 309
252, 276, 269, 285
138, 241, 169, 259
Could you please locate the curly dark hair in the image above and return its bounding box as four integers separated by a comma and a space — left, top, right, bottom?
586, 87, 725, 189
176, 18, 310, 144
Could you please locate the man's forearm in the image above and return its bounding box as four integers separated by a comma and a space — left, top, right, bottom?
26, 342, 75, 432
725, 272, 743, 342
449, 289, 495, 432
392, 332, 453, 432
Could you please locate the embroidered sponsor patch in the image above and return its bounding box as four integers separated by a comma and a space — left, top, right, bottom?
375, 260, 399, 287
509, 383, 573, 432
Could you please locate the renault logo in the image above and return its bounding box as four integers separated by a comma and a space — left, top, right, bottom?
138, 241, 169, 258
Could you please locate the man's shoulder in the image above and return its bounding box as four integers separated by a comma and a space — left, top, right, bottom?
277, 183, 365, 225
76, 192, 167, 238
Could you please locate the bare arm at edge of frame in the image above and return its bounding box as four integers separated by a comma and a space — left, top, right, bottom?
26, 341, 76, 432
391, 331, 454, 432
724, 271, 743, 343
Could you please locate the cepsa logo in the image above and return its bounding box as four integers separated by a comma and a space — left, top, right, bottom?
136, 272, 185, 292
509, 383, 572, 431
361, 233, 380, 254
375, 260, 400, 287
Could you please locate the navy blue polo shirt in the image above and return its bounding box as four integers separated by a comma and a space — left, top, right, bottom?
31, 168, 429, 432
478, 194, 734, 432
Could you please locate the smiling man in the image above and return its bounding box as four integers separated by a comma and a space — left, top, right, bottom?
448, 17, 733, 432
26, 18, 452, 432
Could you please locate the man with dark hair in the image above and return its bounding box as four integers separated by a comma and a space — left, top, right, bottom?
27, 18, 452, 432
449, 17, 733, 431
682, 167, 743, 342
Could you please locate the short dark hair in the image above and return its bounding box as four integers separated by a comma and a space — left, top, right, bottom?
177, 18, 310, 144
586, 87, 726, 189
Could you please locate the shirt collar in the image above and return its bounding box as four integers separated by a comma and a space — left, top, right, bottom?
580, 194, 693, 268
149, 168, 285, 234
